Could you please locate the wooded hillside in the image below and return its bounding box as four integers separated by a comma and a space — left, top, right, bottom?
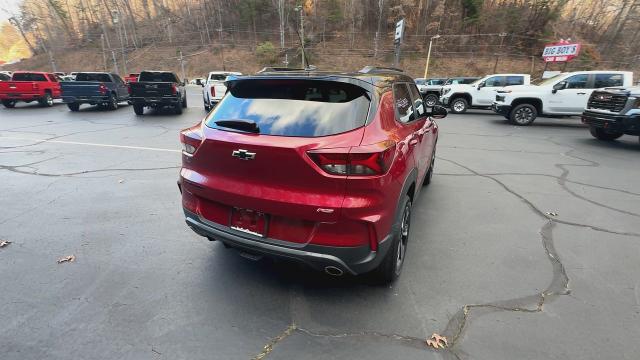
2, 0, 639, 77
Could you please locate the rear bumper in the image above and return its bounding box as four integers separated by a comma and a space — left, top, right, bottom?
0, 93, 42, 101
582, 111, 640, 135
183, 208, 392, 275
492, 103, 512, 117
131, 96, 180, 105
62, 95, 110, 104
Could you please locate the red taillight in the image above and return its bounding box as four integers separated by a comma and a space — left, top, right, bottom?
171, 83, 177, 95
308, 141, 396, 176
210, 86, 216, 97
98, 83, 108, 94
180, 124, 203, 156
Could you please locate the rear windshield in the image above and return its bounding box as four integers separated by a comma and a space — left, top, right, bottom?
12, 73, 47, 81
139, 72, 178, 82
205, 79, 371, 137
210, 74, 228, 81
76, 73, 112, 82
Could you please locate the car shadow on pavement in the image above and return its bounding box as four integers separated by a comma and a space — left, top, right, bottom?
576, 137, 640, 151
488, 118, 586, 128
68, 104, 130, 112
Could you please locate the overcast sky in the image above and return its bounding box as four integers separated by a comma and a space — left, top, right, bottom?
0, 0, 22, 22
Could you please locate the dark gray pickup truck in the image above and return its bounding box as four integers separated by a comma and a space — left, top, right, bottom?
128, 71, 187, 115
582, 87, 640, 143
60, 72, 129, 111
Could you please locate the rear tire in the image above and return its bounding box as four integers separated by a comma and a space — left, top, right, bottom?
39, 92, 53, 107
174, 102, 183, 114
133, 104, 144, 115
450, 98, 468, 114
589, 126, 623, 141
509, 104, 537, 126
423, 150, 436, 187
107, 93, 118, 110
370, 195, 412, 284
2, 100, 16, 108
424, 94, 439, 107
67, 103, 80, 112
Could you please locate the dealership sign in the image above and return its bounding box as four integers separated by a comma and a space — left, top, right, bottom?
542, 42, 581, 62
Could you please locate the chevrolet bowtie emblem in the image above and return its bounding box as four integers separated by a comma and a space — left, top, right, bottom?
232, 149, 256, 160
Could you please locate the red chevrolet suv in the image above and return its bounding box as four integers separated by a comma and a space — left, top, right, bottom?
178, 67, 446, 283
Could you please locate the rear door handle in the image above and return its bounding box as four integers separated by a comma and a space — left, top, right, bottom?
577, 92, 587, 95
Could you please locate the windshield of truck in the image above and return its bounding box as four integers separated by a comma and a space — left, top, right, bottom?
533, 74, 563, 86
76, 73, 112, 82
12, 73, 47, 81
205, 79, 370, 137
139, 72, 179, 82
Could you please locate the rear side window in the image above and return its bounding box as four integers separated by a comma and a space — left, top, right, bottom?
205, 79, 370, 137
565, 74, 588, 89
209, 74, 228, 81
462, 78, 479, 84
594, 74, 623, 88
484, 76, 504, 87
12, 73, 47, 81
393, 83, 415, 123
76, 73, 112, 82
415, 79, 425, 85
505, 76, 524, 86
407, 84, 427, 117
139, 72, 178, 82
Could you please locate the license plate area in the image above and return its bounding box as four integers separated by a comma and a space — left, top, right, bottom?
230, 208, 268, 238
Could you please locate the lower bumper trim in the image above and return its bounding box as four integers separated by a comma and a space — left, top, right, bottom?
183, 209, 392, 275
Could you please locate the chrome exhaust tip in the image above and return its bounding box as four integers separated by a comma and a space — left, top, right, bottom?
324, 266, 344, 276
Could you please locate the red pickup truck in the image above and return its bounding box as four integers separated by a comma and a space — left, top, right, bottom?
0, 71, 62, 108
124, 73, 139, 84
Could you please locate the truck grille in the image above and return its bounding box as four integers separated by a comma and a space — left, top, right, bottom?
587, 91, 628, 112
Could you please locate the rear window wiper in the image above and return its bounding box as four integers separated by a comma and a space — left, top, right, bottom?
214, 119, 260, 133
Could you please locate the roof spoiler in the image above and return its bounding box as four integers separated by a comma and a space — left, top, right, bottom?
359, 66, 404, 74
257, 65, 318, 73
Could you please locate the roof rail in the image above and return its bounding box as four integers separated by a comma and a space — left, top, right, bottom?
359, 66, 404, 74
257, 66, 317, 73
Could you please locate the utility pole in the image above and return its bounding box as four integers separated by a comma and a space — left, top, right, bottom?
295, 5, 306, 68
111, 50, 119, 74
423, 35, 440, 78
101, 34, 108, 71
493, 33, 507, 73
40, 39, 57, 72
112, 10, 127, 75
393, 19, 405, 68
178, 50, 186, 81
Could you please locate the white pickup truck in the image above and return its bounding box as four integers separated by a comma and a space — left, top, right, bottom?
202, 71, 242, 111
492, 70, 634, 125
440, 73, 530, 113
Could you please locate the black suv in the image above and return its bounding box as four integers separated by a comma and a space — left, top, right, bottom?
582, 87, 640, 143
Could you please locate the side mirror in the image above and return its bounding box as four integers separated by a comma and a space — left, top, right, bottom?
429, 105, 448, 119
477, 81, 485, 90
552, 81, 566, 94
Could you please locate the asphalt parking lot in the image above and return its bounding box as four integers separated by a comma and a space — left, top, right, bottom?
1, 85, 639, 360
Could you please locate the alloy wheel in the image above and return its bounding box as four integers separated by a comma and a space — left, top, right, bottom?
514, 107, 534, 124
453, 101, 465, 113
395, 201, 411, 275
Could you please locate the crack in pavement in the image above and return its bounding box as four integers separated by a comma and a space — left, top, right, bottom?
0, 164, 180, 178
435, 172, 640, 197
252, 323, 297, 360
438, 157, 640, 238
555, 150, 640, 217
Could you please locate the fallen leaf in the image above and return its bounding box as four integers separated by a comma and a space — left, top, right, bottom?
426, 333, 448, 349
0, 240, 11, 248
545, 212, 558, 217
57, 255, 76, 263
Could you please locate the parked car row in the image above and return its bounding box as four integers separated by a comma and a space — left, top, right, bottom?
0, 70, 188, 115
419, 70, 638, 143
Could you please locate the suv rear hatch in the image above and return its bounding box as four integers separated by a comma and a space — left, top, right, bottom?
181, 78, 375, 245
